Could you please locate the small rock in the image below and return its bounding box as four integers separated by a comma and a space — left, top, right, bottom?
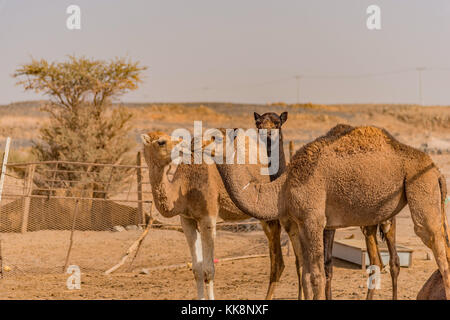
140, 268, 150, 275
112, 225, 126, 232
126, 225, 139, 231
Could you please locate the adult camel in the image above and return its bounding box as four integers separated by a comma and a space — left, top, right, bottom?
208, 125, 450, 299
254, 118, 400, 299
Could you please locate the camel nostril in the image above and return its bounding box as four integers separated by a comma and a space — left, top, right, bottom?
158, 140, 167, 146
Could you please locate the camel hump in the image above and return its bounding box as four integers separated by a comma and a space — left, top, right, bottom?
290, 125, 387, 169
329, 125, 428, 158
326, 124, 354, 137
297, 125, 390, 160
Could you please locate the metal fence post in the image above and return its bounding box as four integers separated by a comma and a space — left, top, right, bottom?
21, 164, 36, 233
289, 141, 294, 162
63, 199, 79, 272
136, 152, 144, 225
0, 137, 11, 204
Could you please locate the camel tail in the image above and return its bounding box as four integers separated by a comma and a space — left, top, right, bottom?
438, 175, 450, 250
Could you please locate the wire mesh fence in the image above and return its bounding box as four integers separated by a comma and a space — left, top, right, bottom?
0, 156, 153, 276
0, 156, 269, 280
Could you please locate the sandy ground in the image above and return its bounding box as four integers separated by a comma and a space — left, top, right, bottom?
0, 102, 449, 299
0, 256, 438, 300
0, 209, 444, 300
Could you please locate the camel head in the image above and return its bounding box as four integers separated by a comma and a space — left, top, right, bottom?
141, 131, 184, 167
254, 111, 288, 132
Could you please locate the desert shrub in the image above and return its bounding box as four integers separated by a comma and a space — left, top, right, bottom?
13, 56, 147, 197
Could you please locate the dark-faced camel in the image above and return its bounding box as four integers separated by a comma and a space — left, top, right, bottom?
253, 111, 303, 299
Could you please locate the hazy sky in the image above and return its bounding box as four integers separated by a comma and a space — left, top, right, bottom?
1, 0, 450, 105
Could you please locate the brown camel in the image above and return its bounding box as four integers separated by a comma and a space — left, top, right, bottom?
253, 119, 400, 300
320, 124, 401, 300
417, 270, 446, 300
209, 125, 450, 299
141, 130, 283, 299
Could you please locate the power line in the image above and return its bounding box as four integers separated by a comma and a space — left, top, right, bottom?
297, 68, 416, 79
196, 67, 429, 92
188, 67, 450, 103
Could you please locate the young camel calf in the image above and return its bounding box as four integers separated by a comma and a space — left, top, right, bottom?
141, 130, 281, 299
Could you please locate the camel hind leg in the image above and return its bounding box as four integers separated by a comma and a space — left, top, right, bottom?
260, 220, 285, 300
323, 229, 335, 300
406, 170, 450, 299
361, 225, 383, 300
381, 218, 400, 300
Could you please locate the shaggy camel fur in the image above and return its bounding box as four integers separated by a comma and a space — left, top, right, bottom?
253, 120, 400, 299
417, 270, 446, 300
321, 124, 401, 300
141, 130, 284, 299
210, 125, 450, 299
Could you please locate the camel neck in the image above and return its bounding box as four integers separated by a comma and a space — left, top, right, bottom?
147, 160, 184, 218
266, 130, 286, 181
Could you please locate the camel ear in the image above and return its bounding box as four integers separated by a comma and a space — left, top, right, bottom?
254, 112, 261, 121
141, 134, 152, 146
280, 112, 288, 125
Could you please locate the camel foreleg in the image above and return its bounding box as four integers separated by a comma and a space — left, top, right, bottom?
199, 216, 217, 300
323, 229, 336, 300
180, 216, 205, 300
260, 219, 285, 300
280, 216, 303, 299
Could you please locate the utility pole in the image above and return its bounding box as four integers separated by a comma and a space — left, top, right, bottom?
294, 75, 301, 104
201, 86, 211, 103
416, 67, 425, 106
